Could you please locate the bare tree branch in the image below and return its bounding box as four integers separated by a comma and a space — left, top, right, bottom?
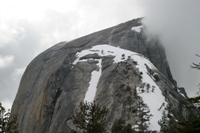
191, 63, 200, 69
195, 54, 200, 57
191, 54, 200, 70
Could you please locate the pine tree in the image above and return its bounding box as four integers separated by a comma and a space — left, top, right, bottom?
122, 54, 125, 60
0, 102, 18, 133
146, 84, 150, 93
136, 96, 153, 132
124, 124, 133, 133
187, 96, 200, 108
158, 111, 169, 133
71, 101, 108, 133
174, 106, 200, 133
111, 118, 125, 133
111, 118, 134, 133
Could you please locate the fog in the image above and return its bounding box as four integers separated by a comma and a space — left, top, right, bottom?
139, 0, 200, 96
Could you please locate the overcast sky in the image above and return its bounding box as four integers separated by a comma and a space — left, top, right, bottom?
0, 0, 200, 110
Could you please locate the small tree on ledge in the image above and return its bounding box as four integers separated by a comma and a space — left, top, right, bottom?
71, 101, 108, 133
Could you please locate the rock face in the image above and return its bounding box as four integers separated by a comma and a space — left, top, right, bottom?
178, 87, 189, 98
11, 18, 197, 133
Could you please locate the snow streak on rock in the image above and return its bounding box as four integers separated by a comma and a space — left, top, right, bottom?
84, 59, 102, 102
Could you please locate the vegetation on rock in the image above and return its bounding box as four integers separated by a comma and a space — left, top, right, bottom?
111, 118, 133, 133
0, 102, 18, 133
71, 101, 108, 133
135, 96, 153, 132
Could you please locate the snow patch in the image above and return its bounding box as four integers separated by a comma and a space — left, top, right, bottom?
73, 44, 166, 131
134, 56, 167, 131
131, 25, 143, 32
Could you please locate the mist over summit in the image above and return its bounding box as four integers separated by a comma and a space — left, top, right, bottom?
140, 0, 200, 97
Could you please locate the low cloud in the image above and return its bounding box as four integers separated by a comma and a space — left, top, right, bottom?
139, 0, 200, 96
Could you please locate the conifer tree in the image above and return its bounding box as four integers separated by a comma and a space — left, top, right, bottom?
174, 106, 200, 133
111, 118, 134, 133
111, 118, 125, 133
71, 101, 108, 133
123, 124, 133, 133
187, 95, 200, 108
0, 102, 18, 133
158, 111, 169, 133
136, 96, 153, 132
